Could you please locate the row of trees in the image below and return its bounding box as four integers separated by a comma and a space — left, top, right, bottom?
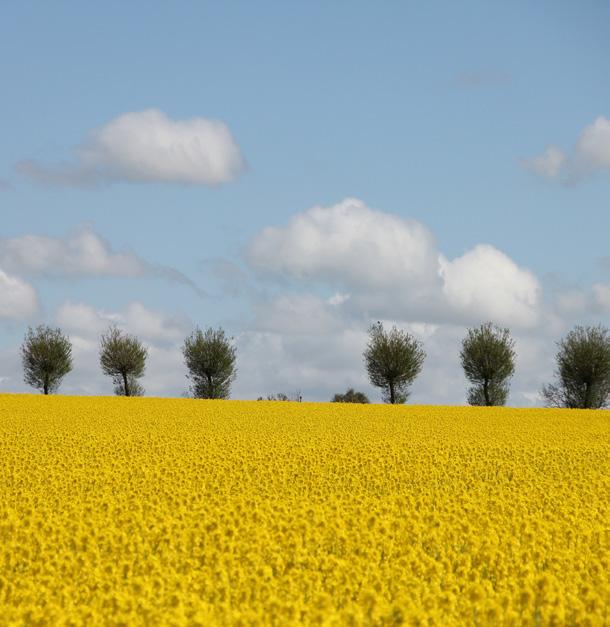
21, 326, 236, 399
19, 321, 610, 409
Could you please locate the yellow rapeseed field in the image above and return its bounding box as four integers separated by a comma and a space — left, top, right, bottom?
0, 395, 608, 626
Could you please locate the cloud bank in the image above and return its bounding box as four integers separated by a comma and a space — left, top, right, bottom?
17, 109, 245, 187
248, 198, 541, 328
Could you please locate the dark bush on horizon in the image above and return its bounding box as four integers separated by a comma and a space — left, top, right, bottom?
332, 388, 369, 403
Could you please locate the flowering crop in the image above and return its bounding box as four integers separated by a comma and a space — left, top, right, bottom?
0, 395, 608, 625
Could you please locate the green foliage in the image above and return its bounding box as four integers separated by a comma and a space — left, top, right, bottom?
363, 322, 425, 404
99, 326, 147, 397
21, 325, 73, 395
460, 322, 515, 406
332, 388, 370, 403
183, 326, 237, 399
542, 325, 610, 409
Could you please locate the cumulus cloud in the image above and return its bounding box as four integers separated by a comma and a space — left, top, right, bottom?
0, 226, 204, 295
523, 116, 610, 181
248, 198, 541, 328
593, 283, 610, 313
248, 198, 439, 290
0, 270, 38, 320
439, 245, 541, 327
16, 109, 245, 187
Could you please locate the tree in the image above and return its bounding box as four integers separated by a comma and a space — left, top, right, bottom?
460, 322, 516, 406
332, 388, 370, 403
99, 326, 147, 397
363, 322, 425, 404
183, 326, 236, 399
542, 325, 610, 409
21, 325, 73, 394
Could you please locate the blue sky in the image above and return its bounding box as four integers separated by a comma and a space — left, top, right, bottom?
1, 1, 609, 402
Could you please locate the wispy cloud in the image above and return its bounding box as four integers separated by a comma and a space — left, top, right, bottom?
0, 226, 205, 296
16, 109, 245, 188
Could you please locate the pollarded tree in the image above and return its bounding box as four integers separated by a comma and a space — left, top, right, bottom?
363, 322, 425, 404
542, 324, 610, 409
183, 326, 237, 399
21, 325, 73, 394
99, 326, 147, 397
332, 388, 370, 403
460, 322, 516, 406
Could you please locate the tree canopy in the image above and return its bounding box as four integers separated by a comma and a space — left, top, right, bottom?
363, 322, 425, 404
460, 322, 516, 406
99, 326, 147, 397
21, 325, 73, 395
542, 325, 610, 409
183, 327, 237, 399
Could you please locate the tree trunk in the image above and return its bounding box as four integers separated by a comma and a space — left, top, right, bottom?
43, 377, 49, 395
207, 373, 213, 399
483, 379, 490, 406
389, 380, 395, 404
123, 371, 130, 397
583, 381, 590, 409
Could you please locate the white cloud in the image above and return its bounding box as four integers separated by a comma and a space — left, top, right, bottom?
523, 116, 610, 181
555, 289, 588, 316
327, 292, 350, 306
593, 283, 610, 312
0, 228, 144, 277
248, 198, 440, 290
56, 301, 189, 344
248, 198, 541, 328
439, 245, 541, 327
0, 270, 38, 320
234, 323, 372, 402
0, 226, 203, 294
16, 109, 245, 187
521, 145, 566, 178
575, 116, 610, 172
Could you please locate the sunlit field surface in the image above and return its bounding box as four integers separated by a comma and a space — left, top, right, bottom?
0, 395, 608, 625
